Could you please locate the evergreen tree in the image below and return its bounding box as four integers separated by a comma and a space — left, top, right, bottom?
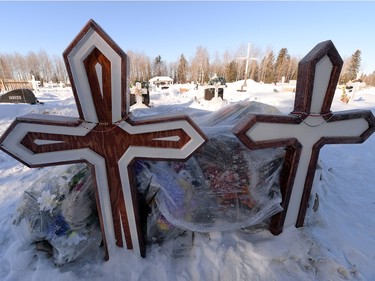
347, 49, 361, 81
152, 55, 166, 77
250, 62, 259, 82
225, 60, 238, 82
274, 48, 290, 82
259, 51, 275, 84
340, 49, 362, 84
176, 54, 188, 83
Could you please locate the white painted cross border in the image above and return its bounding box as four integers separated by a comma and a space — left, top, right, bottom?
233, 40, 375, 234
0, 20, 207, 260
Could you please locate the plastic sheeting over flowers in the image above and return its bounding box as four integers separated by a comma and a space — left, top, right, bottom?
13, 165, 102, 266
140, 143, 284, 233
138, 101, 286, 241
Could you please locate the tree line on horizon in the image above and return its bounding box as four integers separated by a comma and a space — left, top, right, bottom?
0, 44, 373, 88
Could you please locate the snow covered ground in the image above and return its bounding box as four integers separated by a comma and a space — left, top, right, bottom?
0, 80, 374, 280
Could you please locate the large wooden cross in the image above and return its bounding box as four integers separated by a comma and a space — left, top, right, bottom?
0, 20, 206, 260
234, 40, 375, 234
237, 43, 257, 90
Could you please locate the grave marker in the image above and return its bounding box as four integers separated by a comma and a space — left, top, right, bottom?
29, 75, 41, 91
237, 43, 257, 91
0, 88, 40, 104
233, 40, 375, 234
0, 20, 207, 259
132, 82, 143, 105
204, 74, 225, 100
204, 83, 225, 100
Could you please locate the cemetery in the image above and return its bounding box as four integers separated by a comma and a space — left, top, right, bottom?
0, 19, 375, 280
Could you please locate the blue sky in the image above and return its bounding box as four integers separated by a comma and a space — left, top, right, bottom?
1, 1, 375, 74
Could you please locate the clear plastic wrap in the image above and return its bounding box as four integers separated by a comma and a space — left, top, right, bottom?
13, 164, 102, 266
139, 137, 284, 235
139, 101, 286, 242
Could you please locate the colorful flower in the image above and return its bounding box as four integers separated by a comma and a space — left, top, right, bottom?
157, 217, 170, 231
37, 189, 58, 214
48, 214, 70, 237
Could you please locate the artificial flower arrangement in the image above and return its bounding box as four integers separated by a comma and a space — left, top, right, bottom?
13, 165, 102, 266
139, 136, 284, 243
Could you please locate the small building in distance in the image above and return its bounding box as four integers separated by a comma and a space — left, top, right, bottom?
149, 76, 173, 90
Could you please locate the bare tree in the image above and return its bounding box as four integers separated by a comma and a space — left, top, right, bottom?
363, 71, 375, 86
234, 43, 247, 81
138, 52, 152, 81
0, 43, 306, 87
211, 51, 224, 78
0, 54, 13, 79
168, 61, 178, 82
190, 46, 210, 84
286, 57, 299, 81
127, 50, 152, 83
8, 53, 27, 80
26, 51, 41, 83
38, 49, 53, 83
52, 54, 68, 83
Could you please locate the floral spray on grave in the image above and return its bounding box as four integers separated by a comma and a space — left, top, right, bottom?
13, 164, 102, 266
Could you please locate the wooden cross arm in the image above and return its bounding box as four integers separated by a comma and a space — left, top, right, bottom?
13, 114, 81, 125
0, 115, 94, 168
232, 114, 302, 149
325, 110, 375, 143
293, 40, 343, 115
63, 19, 129, 124
233, 109, 375, 150
124, 114, 208, 159
128, 113, 202, 127
0, 114, 80, 143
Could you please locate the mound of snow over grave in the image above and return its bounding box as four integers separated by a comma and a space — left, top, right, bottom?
12, 101, 285, 264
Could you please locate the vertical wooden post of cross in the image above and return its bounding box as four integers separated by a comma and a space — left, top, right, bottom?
237, 43, 257, 90
214, 82, 220, 99
0, 19, 207, 260
233, 40, 375, 234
